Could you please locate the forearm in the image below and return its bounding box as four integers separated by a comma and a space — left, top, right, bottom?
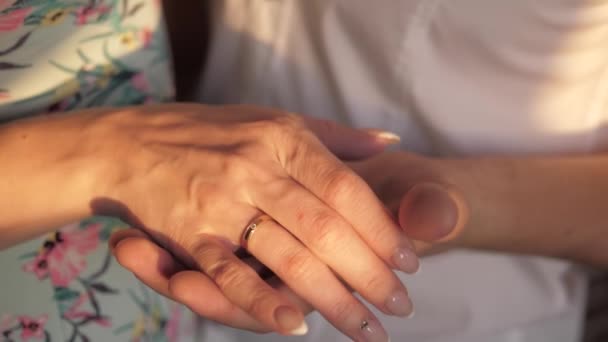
0, 111, 111, 249
449, 155, 608, 266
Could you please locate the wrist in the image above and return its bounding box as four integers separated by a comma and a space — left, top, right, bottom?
0, 111, 119, 244
439, 157, 548, 255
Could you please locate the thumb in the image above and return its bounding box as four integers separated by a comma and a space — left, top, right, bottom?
398, 182, 469, 243
302, 116, 401, 160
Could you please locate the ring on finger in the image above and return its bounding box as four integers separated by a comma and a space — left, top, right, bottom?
241, 214, 274, 250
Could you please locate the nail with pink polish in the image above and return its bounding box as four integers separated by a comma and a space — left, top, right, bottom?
359, 318, 389, 342
392, 247, 420, 274
386, 290, 413, 317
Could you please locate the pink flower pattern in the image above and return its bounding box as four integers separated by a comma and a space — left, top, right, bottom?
140, 27, 153, 48
64, 293, 111, 327
22, 223, 101, 286
14, 218, 191, 341
164, 305, 181, 342
74, 4, 111, 26
22, 253, 51, 281
131, 72, 157, 104
18, 315, 48, 342
0, 7, 32, 31
130, 72, 149, 92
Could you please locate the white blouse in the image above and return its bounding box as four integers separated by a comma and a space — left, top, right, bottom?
196, 1, 608, 341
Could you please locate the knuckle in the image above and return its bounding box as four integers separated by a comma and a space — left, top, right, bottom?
328, 296, 360, 322
258, 113, 303, 140
360, 274, 388, 295
244, 288, 274, 316
271, 113, 306, 132
366, 223, 391, 248
321, 168, 359, 205
221, 154, 254, 182
186, 238, 216, 262
260, 114, 309, 162
206, 259, 242, 289
277, 249, 314, 280
306, 211, 343, 250
281, 135, 309, 168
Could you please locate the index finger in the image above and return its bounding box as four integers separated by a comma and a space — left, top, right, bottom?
282, 129, 420, 273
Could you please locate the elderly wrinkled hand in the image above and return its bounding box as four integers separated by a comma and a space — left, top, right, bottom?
97, 104, 419, 341
110, 150, 468, 338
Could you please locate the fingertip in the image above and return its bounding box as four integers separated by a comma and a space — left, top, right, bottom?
304, 117, 395, 160
274, 306, 307, 336
113, 237, 141, 269
289, 320, 309, 336
406, 307, 416, 319
413, 261, 421, 275
108, 228, 145, 251
398, 182, 460, 242
115, 237, 182, 278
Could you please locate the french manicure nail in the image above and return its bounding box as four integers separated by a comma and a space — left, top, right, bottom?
368, 130, 401, 144
275, 306, 307, 335
386, 290, 413, 317
360, 318, 390, 342
376, 131, 401, 142
414, 261, 422, 275
407, 308, 416, 319
289, 321, 309, 336
392, 247, 420, 274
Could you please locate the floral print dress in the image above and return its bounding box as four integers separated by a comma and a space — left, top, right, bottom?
0, 1, 195, 341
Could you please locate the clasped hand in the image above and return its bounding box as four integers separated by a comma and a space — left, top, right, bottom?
90, 103, 427, 341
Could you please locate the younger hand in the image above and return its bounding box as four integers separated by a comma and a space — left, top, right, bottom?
349, 152, 470, 255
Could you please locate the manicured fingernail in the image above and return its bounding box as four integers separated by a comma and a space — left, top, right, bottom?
386, 290, 413, 317
275, 306, 307, 335
368, 130, 401, 144
289, 321, 309, 335
360, 318, 390, 342
407, 307, 416, 319
392, 247, 420, 274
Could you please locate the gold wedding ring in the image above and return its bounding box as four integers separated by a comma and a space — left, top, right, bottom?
240, 214, 274, 250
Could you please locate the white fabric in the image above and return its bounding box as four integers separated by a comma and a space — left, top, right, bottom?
196, 0, 608, 341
